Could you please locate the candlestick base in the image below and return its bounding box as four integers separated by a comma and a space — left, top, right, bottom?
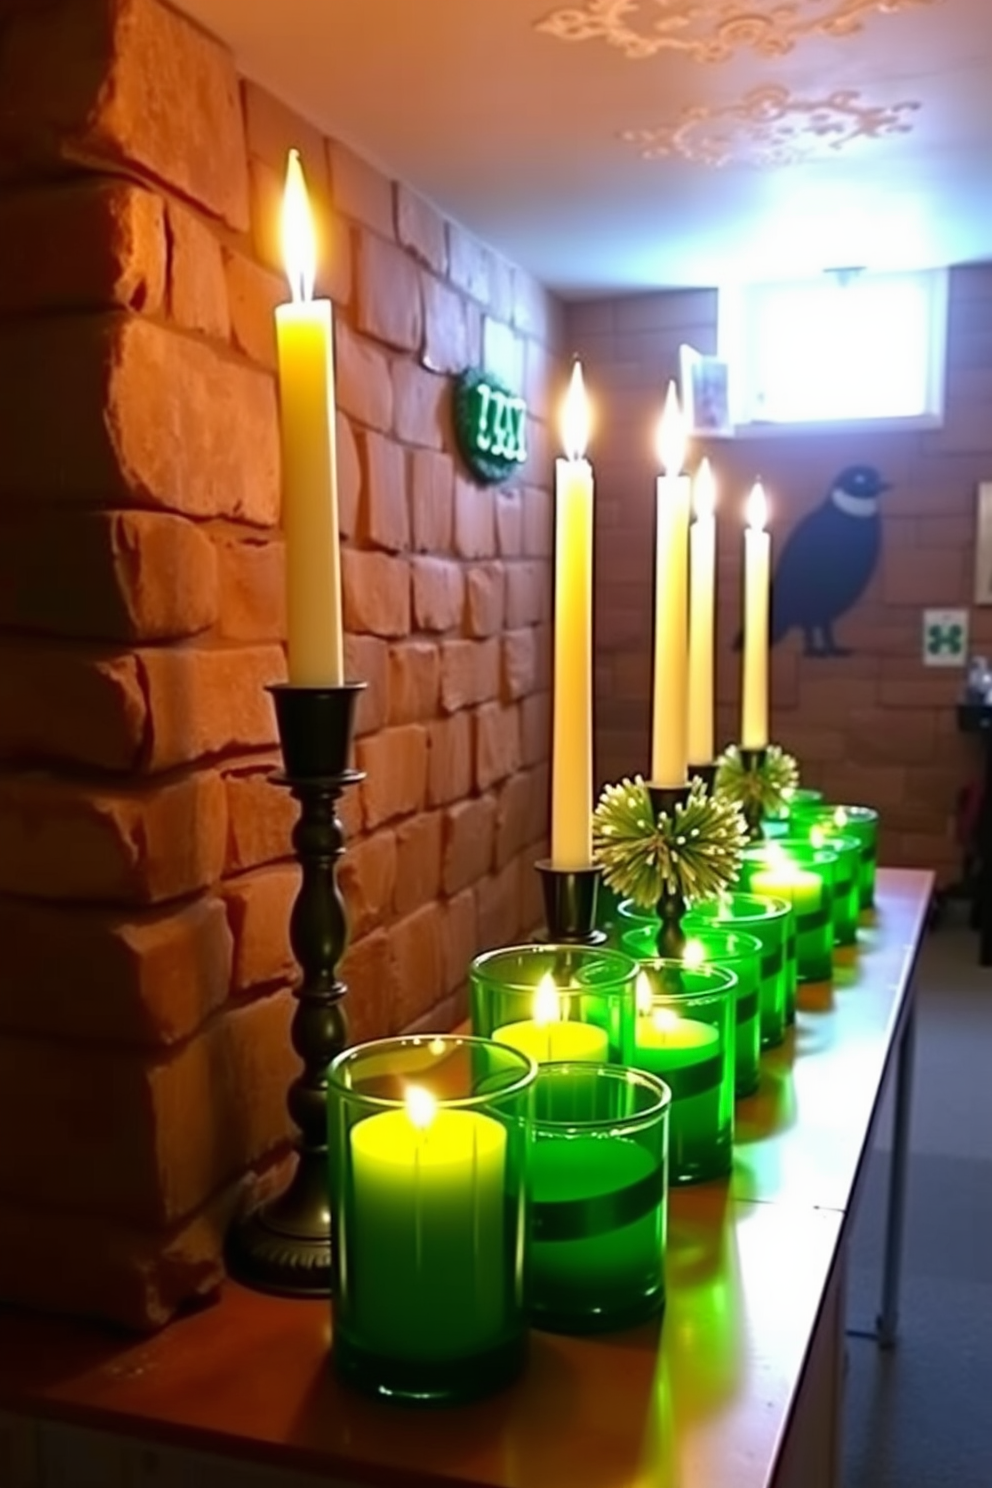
536, 861, 606, 944
647, 783, 691, 958
738, 746, 768, 841
226, 682, 364, 1299
688, 762, 717, 794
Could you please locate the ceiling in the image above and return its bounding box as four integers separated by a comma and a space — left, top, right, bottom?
173, 0, 992, 297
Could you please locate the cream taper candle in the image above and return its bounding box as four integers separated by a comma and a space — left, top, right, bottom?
551, 362, 594, 867
742, 481, 770, 749
650, 382, 690, 786
688, 457, 717, 766
276, 149, 344, 686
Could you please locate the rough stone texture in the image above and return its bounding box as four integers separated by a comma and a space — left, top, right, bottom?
0, 991, 295, 1227
0, 644, 147, 772
356, 230, 423, 352
224, 247, 281, 369
440, 638, 500, 713
443, 795, 497, 895
454, 477, 496, 559
221, 866, 298, 993
223, 758, 298, 875
137, 644, 283, 772
410, 449, 455, 552
396, 184, 447, 274
0, 179, 165, 317
344, 633, 389, 737
335, 321, 394, 433
411, 557, 465, 633
341, 549, 410, 638
476, 701, 522, 791
212, 534, 286, 643
0, 510, 218, 643
337, 830, 397, 940
422, 273, 474, 375
427, 711, 473, 808
448, 223, 492, 306
356, 725, 429, 830
327, 138, 394, 239
361, 431, 409, 552
394, 811, 443, 917
393, 361, 447, 450
339, 928, 395, 1046
0, 0, 250, 229
166, 198, 230, 340
503, 627, 538, 701
0, 769, 227, 904
337, 411, 363, 540
0, 315, 279, 524
388, 902, 444, 1029
467, 563, 506, 637
441, 887, 477, 996
242, 78, 330, 211
389, 642, 441, 725
0, 894, 233, 1046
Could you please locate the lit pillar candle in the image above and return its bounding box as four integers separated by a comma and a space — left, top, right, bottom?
276, 149, 344, 685
688, 457, 717, 766
741, 481, 770, 749
493, 974, 608, 1066
651, 382, 691, 786
348, 1086, 507, 1359
632, 977, 721, 1166
551, 362, 594, 867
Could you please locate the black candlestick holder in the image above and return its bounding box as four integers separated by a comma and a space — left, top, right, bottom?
688, 761, 717, 795
226, 681, 364, 1299
738, 745, 768, 841
647, 783, 691, 959
535, 860, 606, 944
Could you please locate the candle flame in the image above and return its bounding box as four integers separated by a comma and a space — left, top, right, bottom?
405, 1085, 437, 1131
652, 1007, 680, 1034
833, 807, 848, 828
656, 381, 686, 475
281, 149, 316, 304
636, 971, 654, 1016
693, 456, 716, 521
746, 480, 768, 532
683, 938, 706, 970
561, 361, 590, 460
533, 974, 562, 1026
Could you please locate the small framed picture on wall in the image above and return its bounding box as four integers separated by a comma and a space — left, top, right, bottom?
679, 343, 733, 438
974, 482, 992, 604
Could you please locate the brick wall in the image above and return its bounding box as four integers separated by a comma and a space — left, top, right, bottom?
0, 0, 560, 1328
566, 271, 992, 884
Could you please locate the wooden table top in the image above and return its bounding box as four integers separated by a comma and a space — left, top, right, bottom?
0, 868, 933, 1488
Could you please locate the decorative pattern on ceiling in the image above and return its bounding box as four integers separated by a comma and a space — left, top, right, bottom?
620, 84, 920, 165
536, 0, 943, 63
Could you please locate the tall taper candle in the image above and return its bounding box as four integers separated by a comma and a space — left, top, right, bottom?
276, 150, 344, 686
688, 457, 716, 766
551, 362, 594, 867
651, 382, 690, 787
741, 481, 770, 749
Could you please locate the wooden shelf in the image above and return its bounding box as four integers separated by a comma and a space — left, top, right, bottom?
0, 868, 933, 1488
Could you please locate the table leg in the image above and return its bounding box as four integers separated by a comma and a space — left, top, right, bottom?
875, 1000, 916, 1349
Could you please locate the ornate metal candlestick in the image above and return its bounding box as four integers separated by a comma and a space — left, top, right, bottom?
739, 746, 768, 841
535, 860, 606, 944
227, 682, 364, 1299
647, 783, 690, 959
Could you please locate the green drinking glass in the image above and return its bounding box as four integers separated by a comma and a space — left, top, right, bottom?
740, 840, 837, 985
623, 923, 762, 1099
528, 1062, 671, 1335
469, 943, 639, 1066
683, 892, 792, 1050
791, 803, 880, 910
327, 1034, 536, 1405
628, 960, 735, 1184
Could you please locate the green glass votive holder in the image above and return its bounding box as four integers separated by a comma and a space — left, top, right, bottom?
786, 787, 824, 818
683, 893, 792, 1052
327, 1035, 536, 1405
469, 943, 638, 1067
791, 803, 880, 910
623, 924, 762, 1100
740, 841, 837, 986
629, 961, 735, 1185
528, 1062, 671, 1335
810, 831, 861, 945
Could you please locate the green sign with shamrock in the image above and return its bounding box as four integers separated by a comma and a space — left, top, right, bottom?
922, 608, 969, 667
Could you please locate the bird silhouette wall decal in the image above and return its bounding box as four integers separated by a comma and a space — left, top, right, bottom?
766, 464, 890, 657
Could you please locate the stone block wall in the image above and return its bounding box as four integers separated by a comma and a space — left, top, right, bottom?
566, 273, 992, 882
0, 0, 560, 1328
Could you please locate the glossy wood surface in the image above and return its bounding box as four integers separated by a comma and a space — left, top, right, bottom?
0, 869, 932, 1488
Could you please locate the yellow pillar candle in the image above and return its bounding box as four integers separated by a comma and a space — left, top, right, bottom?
348, 1087, 507, 1359
493, 974, 608, 1066
551, 362, 594, 867
276, 149, 344, 686
651, 382, 691, 787
688, 457, 717, 766
741, 481, 770, 749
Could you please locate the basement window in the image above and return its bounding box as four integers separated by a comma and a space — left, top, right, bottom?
707, 268, 948, 433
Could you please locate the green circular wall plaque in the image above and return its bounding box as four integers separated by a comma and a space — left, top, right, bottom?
453, 368, 528, 485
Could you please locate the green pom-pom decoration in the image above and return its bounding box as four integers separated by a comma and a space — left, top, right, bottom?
592, 775, 749, 911
714, 744, 799, 819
